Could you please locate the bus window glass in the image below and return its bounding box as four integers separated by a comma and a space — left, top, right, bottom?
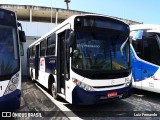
32, 46, 35, 58
72, 31, 129, 71
29, 47, 32, 58
47, 34, 56, 55
0, 25, 19, 76
132, 39, 142, 58
40, 40, 46, 56
143, 34, 160, 66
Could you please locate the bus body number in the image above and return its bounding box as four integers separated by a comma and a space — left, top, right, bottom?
149, 82, 154, 88
0, 86, 2, 90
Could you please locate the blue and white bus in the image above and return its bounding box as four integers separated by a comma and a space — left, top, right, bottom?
28, 15, 132, 105
0, 8, 26, 111
130, 24, 160, 93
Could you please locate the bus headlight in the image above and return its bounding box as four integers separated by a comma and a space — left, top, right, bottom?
72, 78, 94, 91
12, 77, 19, 84
4, 73, 20, 95
9, 84, 16, 91
125, 78, 131, 87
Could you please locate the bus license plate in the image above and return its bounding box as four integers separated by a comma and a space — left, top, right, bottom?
107, 92, 118, 98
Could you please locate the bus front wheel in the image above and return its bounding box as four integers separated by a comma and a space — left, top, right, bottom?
51, 82, 60, 100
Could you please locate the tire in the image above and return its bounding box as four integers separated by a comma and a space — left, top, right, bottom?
51, 82, 60, 100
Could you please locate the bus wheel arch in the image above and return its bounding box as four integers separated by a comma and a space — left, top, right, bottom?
48, 75, 60, 100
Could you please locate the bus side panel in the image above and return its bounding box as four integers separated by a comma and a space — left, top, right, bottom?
141, 61, 158, 92
130, 47, 142, 89
45, 56, 57, 74
0, 89, 20, 112
131, 46, 159, 90
29, 58, 35, 69
38, 56, 57, 89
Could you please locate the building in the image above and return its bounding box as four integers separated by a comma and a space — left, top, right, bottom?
0, 4, 141, 76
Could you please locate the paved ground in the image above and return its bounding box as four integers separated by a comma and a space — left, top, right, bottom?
15, 77, 69, 120
1, 77, 160, 120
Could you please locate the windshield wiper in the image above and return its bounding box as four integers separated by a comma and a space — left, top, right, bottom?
120, 37, 128, 56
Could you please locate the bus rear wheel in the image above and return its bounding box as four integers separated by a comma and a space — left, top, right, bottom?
51, 82, 60, 100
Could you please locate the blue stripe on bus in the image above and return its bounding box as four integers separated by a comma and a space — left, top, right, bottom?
45, 56, 57, 74
72, 84, 131, 105
130, 47, 158, 82
0, 89, 20, 112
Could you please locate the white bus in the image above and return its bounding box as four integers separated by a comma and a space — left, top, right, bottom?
28, 15, 132, 105
130, 24, 160, 93
0, 8, 26, 111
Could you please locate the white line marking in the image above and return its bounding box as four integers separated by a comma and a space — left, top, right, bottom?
36, 84, 82, 120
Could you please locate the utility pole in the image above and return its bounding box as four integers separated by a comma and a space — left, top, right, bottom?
64, 0, 70, 10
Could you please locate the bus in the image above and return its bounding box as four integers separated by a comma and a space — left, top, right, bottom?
130, 24, 160, 93
0, 8, 26, 111
28, 15, 132, 105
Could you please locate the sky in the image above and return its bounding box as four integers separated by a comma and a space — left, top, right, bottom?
0, 0, 160, 24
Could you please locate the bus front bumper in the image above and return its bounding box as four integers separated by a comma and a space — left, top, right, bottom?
0, 89, 21, 112
72, 84, 132, 105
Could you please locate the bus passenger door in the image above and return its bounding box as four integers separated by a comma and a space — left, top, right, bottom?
57, 31, 66, 94
141, 36, 160, 91
35, 45, 39, 79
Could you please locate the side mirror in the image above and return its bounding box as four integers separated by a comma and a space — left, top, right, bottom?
19, 30, 26, 42
67, 30, 75, 47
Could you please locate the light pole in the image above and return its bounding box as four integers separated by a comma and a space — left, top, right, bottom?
64, 0, 70, 10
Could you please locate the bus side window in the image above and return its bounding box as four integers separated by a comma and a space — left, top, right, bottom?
27, 48, 30, 67
47, 34, 56, 56
33, 46, 36, 58
40, 40, 47, 57
29, 47, 33, 58
132, 40, 142, 58
143, 38, 151, 62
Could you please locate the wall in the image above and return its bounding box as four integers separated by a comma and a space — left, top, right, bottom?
20, 21, 57, 76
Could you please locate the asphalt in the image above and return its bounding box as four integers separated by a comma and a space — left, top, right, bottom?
5, 77, 69, 120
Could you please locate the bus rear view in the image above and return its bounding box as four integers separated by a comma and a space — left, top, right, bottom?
0, 8, 25, 111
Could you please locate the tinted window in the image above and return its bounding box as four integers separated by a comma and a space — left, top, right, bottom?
132, 34, 160, 66
29, 46, 35, 58
132, 39, 142, 58
72, 31, 130, 71
46, 34, 56, 55
143, 36, 160, 66
29, 48, 32, 58
40, 40, 46, 56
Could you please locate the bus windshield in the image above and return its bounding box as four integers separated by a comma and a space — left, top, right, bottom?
72, 31, 130, 72
0, 25, 19, 76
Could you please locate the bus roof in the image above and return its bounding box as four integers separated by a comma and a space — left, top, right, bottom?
0, 8, 15, 14
130, 24, 160, 31
29, 14, 128, 47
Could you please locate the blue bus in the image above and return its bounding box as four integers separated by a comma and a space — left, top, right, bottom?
130, 24, 160, 93
0, 8, 26, 111
28, 15, 132, 105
